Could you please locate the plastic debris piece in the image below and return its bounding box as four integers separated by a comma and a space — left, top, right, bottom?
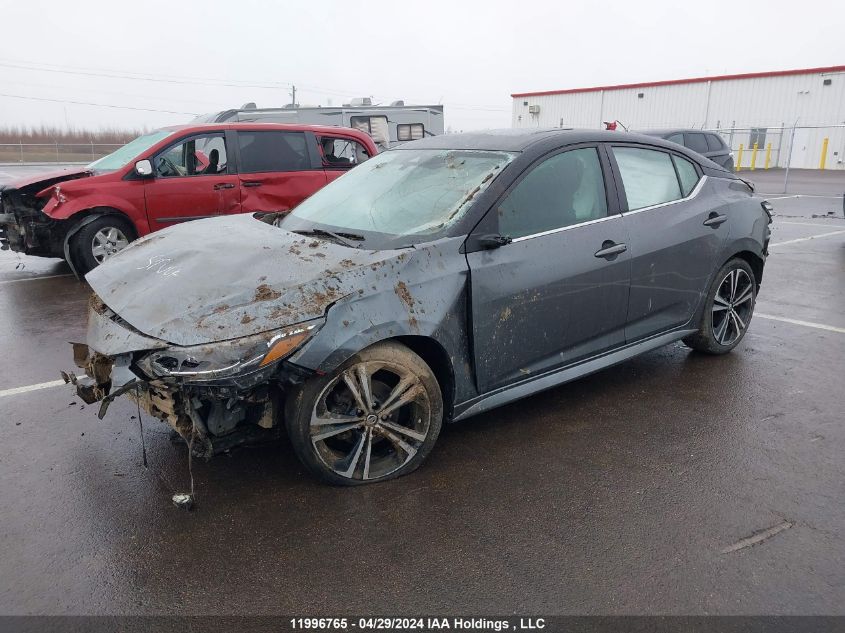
172, 493, 194, 510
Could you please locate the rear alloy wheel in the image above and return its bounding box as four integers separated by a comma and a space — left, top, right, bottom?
286, 341, 443, 485
69, 215, 136, 275
683, 258, 756, 354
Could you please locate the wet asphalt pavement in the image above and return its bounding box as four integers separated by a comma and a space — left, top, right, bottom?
0, 171, 843, 616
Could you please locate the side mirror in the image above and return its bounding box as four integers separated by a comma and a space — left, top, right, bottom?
134, 159, 153, 177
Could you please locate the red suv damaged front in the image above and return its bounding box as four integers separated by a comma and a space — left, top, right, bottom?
0, 123, 377, 274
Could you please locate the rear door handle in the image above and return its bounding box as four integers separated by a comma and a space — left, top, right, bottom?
242, 181, 262, 188
594, 240, 627, 259
704, 212, 728, 227
213, 182, 235, 190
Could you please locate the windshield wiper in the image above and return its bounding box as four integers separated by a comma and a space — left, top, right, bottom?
292, 228, 365, 248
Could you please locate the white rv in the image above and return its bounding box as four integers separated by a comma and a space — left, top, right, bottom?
193, 100, 444, 149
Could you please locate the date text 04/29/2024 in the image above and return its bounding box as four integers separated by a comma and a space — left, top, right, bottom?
289, 618, 546, 631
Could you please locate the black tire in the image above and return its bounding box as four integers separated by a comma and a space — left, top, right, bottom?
285, 341, 443, 486
69, 215, 136, 275
683, 258, 756, 354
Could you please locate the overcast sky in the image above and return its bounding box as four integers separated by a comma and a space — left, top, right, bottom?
1, 0, 843, 134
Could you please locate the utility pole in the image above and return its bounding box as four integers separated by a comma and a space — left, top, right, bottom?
289, 85, 296, 108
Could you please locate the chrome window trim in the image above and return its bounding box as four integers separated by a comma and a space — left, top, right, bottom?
511, 212, 621, 243
620, 174, 707, 217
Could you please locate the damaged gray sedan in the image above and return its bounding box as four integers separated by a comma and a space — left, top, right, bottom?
68, 129, 772, 485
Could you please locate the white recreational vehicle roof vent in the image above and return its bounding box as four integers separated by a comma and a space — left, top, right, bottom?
349, 97, 373, 107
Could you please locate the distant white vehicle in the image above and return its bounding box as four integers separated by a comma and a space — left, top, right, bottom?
193, 100, 444, 149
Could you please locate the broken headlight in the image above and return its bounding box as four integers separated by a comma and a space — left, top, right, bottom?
137, 319, 321, 383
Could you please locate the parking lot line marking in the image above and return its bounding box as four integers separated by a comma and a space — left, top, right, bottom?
756, 313, 845, 334
0, 379, 66, 398
721, 521, 792, 554
778, 221, 845, 227
0, 273, 73, 285
768, 230, 845, 247
760, 193, 844, 199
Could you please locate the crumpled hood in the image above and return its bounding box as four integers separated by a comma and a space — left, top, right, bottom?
6, 167, 92, 193
86, 214, 394, 346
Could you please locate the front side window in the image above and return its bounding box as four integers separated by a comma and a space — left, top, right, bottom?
238, 131, 308, 173
397, 124, 425, 142
684, 133, 709, 154
319, 136, 371, 168
279, 149, 513, 248
154, 134, 227, 178
498, 148, 608, 239
613, 147, 682, 210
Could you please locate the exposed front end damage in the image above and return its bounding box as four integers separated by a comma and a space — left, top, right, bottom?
64, 293, 321, 457
0, 170, 91, 257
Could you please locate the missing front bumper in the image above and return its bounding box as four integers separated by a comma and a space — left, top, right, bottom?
63, 343, 300, 457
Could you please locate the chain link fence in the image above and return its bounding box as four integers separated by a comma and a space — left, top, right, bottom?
0, 142, 125, 164
707, 124, 845, 172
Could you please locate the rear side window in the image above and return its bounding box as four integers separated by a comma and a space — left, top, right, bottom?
684, 133, 709, 154
672, 154, 700, 196
499, 147, 607, 239
706, 134, 725, 151
613, 147, 681, 210
237, 131, 308, 173
666, 133, 684, 145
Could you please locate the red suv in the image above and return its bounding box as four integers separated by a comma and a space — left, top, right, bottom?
0, 123, 377, 273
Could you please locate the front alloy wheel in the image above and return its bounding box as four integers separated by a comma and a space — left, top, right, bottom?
69, 215, 136, 274
91, 226, 130, 264
286, 341, 443, 485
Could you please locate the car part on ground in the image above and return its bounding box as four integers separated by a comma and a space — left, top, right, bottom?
65, 128, 770, 487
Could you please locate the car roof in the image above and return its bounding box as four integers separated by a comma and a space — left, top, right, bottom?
158, 122, 374, 140
639, 128, 716, 137
394, 128, 697, 153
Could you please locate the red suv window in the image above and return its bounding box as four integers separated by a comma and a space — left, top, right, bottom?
238, 131, 310, 173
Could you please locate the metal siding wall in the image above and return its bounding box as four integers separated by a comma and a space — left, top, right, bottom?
514, 71, 845, 129
512, 71, 845, 168
601, 83, 711, 128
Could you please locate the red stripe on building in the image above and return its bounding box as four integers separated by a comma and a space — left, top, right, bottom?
511, 65, 845, 98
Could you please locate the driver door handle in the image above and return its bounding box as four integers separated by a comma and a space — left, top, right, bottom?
213, 182, 235, 190
704, 212, 728, 227
594, 240, 627, 259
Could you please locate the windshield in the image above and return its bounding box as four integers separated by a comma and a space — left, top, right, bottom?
278, 148, 513, 248
87, 130, 173, 172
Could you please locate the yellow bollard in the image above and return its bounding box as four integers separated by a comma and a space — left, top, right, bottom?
736, 144, 744, 171
765, 143, 772, 169
750, 143, 759, 170
819, 137, 829, 170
